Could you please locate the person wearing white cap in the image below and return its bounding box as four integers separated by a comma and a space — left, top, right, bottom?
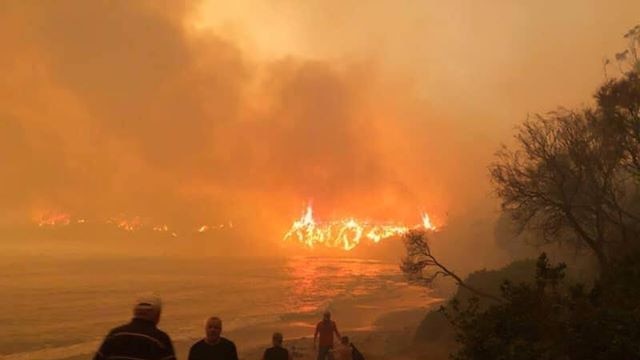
94, 294, 176, 360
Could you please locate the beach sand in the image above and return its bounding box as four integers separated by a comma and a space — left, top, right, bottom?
171, 304, 442, 360
55, 304, 441, 360
47, 272, 444, 360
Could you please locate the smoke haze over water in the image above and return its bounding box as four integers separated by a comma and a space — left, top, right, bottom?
1, 0, 638, 256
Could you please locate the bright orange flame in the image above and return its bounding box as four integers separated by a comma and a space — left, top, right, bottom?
284, 205, 436, 251
422, 213, 437, 231
37, 212, 71, 227
153, 224, 169, 232
32, 211, 235, 236
108, 216, 143, 232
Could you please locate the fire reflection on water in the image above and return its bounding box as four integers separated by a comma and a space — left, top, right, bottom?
284, 256, 402, 314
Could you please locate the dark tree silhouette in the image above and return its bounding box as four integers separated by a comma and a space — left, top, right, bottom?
489, 71, 640, 273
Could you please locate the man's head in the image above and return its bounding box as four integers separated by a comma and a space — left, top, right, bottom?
133, 294, 162, 325
205, 316, 223, 344
272, 332, 283, 347
323, 310, 331, 321
341, 336, 349, 345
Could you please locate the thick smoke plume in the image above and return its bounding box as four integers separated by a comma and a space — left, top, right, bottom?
1, 0, 637, 258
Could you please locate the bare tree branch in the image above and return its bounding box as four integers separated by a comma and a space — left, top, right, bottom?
401, 230, 504, 303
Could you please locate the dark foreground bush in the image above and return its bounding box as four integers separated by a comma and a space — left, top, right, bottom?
445, 253, 640, 360
413, 259, 536, 356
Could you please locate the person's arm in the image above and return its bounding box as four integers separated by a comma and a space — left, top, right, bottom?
333, 321, 341, 340
188, 343, 197, 360
313, 323, 319, 348
159, 334, 177, 360
231, 342, 239, 360
93, 332, 112, 360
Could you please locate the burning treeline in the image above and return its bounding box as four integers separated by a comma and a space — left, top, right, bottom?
284, 205, 437, 251
33, 206, 437, 252
33, 210, 231, 238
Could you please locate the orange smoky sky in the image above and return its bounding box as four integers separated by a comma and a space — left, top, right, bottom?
1, 0, 638, 255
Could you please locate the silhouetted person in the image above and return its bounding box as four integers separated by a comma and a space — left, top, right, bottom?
314, 311, 341, 360
189, 316, 238, 360
94, 294, 176, 360
262, 332, 292, 360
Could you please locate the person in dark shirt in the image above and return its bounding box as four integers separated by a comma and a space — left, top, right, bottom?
94, 294, 176, 360
262, 332, 292, 360
314, 311, 341, 360
189, 316, 239, 360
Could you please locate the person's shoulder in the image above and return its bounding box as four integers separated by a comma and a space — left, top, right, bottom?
220, 337, 236, 347
107, 321, 135, 335
265, 347, 288, 357
153, 328, 173, 345
190, 339, 206, 350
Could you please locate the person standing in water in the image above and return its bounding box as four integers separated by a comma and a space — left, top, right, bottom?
314, 311, 341, 360
188, 316, 238, 360
262, 332, 292, 360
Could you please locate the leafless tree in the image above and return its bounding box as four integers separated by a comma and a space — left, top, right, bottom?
400, 229, 503, 302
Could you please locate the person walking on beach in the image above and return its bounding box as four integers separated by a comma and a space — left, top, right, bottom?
189, 316, 239, 360
94, 294, 176, 360
314, 311, 341, 360
262, 332, 292, 360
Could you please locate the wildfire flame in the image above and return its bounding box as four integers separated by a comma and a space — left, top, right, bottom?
284, 205, 437, 251
37, 212, 71, 227
422, 213, 436, 231
31, 211, 234, 237
109, 216, 144, 232
153, 224, 169, 232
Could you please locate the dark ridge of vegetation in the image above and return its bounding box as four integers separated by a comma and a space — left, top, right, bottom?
413, 259, 536, 342
445, 252, 640, 360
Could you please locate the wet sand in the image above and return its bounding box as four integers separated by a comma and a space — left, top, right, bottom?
173, 304, 443, 360
55, 303, 442, 360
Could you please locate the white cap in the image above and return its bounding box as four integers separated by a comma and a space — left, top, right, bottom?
134, 294, 162, 312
